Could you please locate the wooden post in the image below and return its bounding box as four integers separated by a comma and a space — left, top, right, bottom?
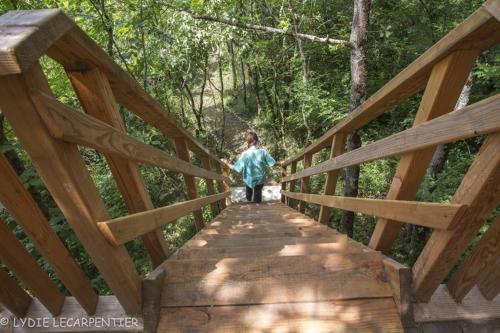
0, 268, 32, 317
0, 153, 98, 314
68, 68, 169, 267
214, 162, 227, 211
478, 257, 500, 300
412, 133, 500, 302
174, 138, 205, 231
368, 50, 479, 253
201, 157, 219, 217
288, 161, 298, 208
318, 133, 346, 224
222, 166, 232, 206
0, 63, 142, 314
280, 165, 288, 204
298, 153, 313, 213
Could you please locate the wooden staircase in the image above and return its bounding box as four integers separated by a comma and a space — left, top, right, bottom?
156, 202, 404, 332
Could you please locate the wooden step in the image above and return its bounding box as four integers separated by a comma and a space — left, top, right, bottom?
185, 235, 344, 248
200, 224, 333, 235
195, 227, 339, 240
161, 252, 392, 307
157, 299, 404, 332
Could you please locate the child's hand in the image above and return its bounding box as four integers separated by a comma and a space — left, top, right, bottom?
221, 158, 229, 165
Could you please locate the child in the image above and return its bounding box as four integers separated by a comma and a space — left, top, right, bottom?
222, 132, 276, 203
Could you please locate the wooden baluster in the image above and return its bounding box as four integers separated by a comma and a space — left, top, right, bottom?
288, 161, 298, 208
478, 257, 500, 300
318, 133, 346, 224
201, 157, 219, 217
0, 153, 98, 314
412, 133, 500, 302
280, 165, 288, 204
215, 162, 227, 211
67, 68, 169, 267
222, 166, 232, 207
174, 138, 205, 231
369, 49, 480, 253
0, 218, 65, 316
298, 153, 313, 213
0, 63, 142, 314
0, 268, 32, 317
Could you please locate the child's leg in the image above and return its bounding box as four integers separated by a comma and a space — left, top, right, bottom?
245, 186, 253, 202
253, 184, 264, 203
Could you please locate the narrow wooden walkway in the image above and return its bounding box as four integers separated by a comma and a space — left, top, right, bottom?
157, 202, 404, 332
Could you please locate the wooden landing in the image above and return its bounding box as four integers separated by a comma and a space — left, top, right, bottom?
157, 202, 404, 332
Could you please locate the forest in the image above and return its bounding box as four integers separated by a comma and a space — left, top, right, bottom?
0, 0, 498, 295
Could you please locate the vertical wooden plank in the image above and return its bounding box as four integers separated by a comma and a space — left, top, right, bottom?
478, 257, 500, 300
288, 161, 298, 208
298, 153, 313, 213
448, 216, 500, 302
222, 166, 232, 207
201, 157, 219, 217
412, 133, 500, 302
67, 68, 169, 267
0, 268, 32, 317
318, 133, 346, 224
0, 153, 98, 314
0, 218, 65, 316
214, 162, 227, 211
369, 49, 480, 253
0, 63, 142, 314
174, 138, 205, 231
280, 165, 287, 204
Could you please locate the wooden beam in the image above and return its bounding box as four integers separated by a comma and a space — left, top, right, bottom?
67, 68, 169, 268
287, 161, 298, 208
0, 218, 65, 316
31, 91, 228, 182
318, 133, 346, 224
142, 266, 166, 333
448, 216, 500, 302
298, 154, 313, 213
174, 138, 205, 231
0, 153, 98, 314
0, 63, 142, 314
0, 268, 32, 317
214, 162, 227, 211
478, 257, 500, 301
280, 165, 287, 204
98, 192, 230, 246
221, 166, 232, 207
282, 93, 500, 183
281, 2, 500, 166
412, 133, 500, 302
282, 191, 465, 229
201, 158, 219, 217
369, 50, 479, 253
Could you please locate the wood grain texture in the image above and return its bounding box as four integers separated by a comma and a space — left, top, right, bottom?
478, 257, 500, 300
0, 63, 141, 314
68, 67, 169, 267
413, 133, 500, 302
142, 267, 166, 333
287, 161, 298, 208
0, 218, 65, 316
282, 191, 465, 230
0, 153, 98, 314
201, 158, 220, 217
369, 49, 479, 253
98, 192, 230, 246
283, 93, 500, 182
298, 153, 313, 213
448, 216, 500, 302
0, 268, 32, 317
280, 165, 287, 203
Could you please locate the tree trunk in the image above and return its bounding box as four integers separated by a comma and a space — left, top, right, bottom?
218, 50, 226, 153
228, 40, 238, 94
240, 60, 247, 107
99, 0, 113, 55
340, 0, 371, 238
250, 67, 262, 115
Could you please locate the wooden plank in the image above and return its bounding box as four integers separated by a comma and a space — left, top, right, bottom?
298, 153, 312, 213
318, 133, 346, 224
281, 3, 500, 166
382, 257, 414, 328
221, 166, 232, 207
31, 91, 227, 182
201, 158, 219, 217
0, 153, 98, 314
0, 63, 141, 314
0, 9, 74, 75
0, 268, 32, 317
448, 216, 500, 302
282, 191, 465, 230
142, 266, 166, 333
198, 225, 336, 238
485, 0, 500, 22
414, 285, 500, 323
185, 235, 346, 249
280, 164, 287, 204
369, 50, 479, 253
68, 68, 169, 267
161, 253, 392, 306
174, 138, 205, 231
0, 218, 65, 316
412, 133, 500, 302
478, 257, 500, 300
287, 161, 298, 208
98, 192, 230, 246
282, 93, 500, 183
158, 298, 404, 333
214, 162, 227, 210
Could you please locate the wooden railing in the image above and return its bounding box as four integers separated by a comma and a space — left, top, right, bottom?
281, 0, 500, 304
0, 9, 231, 316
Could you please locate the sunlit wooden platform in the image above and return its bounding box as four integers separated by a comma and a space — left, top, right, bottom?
156, 202, 404, 332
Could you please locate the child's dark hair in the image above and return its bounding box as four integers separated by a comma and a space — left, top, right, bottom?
246, 131, 259, 146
